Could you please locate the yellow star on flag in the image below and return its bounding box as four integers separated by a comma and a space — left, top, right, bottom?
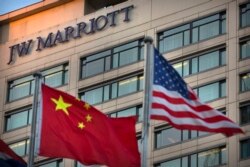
84, 102, 90, 110
86, 114, 92, 122
78, 122, 85, 130
51, 95, 72, 116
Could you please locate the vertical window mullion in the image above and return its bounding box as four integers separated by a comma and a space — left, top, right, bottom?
29, 80, 32, 96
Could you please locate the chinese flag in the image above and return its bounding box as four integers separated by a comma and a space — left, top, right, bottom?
39, 84, 140, 167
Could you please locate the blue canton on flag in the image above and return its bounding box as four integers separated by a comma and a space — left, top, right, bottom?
153, 49, 190, 99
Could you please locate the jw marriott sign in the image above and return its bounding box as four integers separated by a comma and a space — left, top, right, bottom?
8, 5, 134, 64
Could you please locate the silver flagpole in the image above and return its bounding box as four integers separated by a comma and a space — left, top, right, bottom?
141, 37, 153, 167
28, 72, 42, 167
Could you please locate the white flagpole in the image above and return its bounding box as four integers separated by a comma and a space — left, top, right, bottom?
141, 37, 153, 167
28, 72, 42, 167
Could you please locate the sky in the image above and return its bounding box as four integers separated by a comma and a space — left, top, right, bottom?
0, 0, 42, 15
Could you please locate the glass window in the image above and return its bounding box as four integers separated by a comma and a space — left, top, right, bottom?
8, 75, 34, 102
9, 139, 29, 157
172, 48, 226, 77
155, 127, 181, 148
195, 80, 226, 102
154, 126, 207, 149
240, 40, 250, 59
80, 39, 144, 78
109, 105, 143, 122
5, 107, 32, 131
155, 146, 226, 167
240, 138, 250, 159
118, 76, 138, 96
38, 160, 63, 167
240, 2, 250, 28
7, 63, 69, 102
158, 12, 226, 53
79, 74, 143, 105
42, 64, 68, 87
240, 101, 250, 125
240, 72, 250, 92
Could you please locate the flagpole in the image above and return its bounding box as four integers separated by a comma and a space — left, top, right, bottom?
141, 36, 153, 167
28, 72, 42, 167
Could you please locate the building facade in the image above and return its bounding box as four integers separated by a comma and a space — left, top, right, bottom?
0, 0, 250, 166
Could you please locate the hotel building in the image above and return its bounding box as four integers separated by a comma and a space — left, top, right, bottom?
0, 0, 250, 166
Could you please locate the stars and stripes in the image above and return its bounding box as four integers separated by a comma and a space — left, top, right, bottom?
151, 48, 244, 137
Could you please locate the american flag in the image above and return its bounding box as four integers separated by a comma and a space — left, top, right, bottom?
151, 48, 243, 137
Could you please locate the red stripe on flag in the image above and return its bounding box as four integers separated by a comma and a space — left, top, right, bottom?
152, 102, 233, 123
150, 115, 244, 137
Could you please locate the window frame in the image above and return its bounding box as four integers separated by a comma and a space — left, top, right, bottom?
154, 145, 227, 167
4, 106, 32, 132
80, 39, 144, 79
7, 63, 69, 102
240, 72, 250, 93
239, 37, 250, 60
240, 101, 250, 125
78, 72, 144, 105
35, 159, 63, 167
108, 104, 143, 122
158, 11, 226, 53
193, 79, 226, 103
171, 47, 226, 77
239, 2, 250, 28
240, 138, 250, 160
8, 138, 30, 157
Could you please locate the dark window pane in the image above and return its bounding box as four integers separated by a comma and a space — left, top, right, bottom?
240, 72, 250, 92
240, 40, 250, 59
240, 3, 250, 28
240, 103, 250, 125
241, 139, 250, 159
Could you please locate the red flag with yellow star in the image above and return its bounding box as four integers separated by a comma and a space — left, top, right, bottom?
38, 84, 140, 167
